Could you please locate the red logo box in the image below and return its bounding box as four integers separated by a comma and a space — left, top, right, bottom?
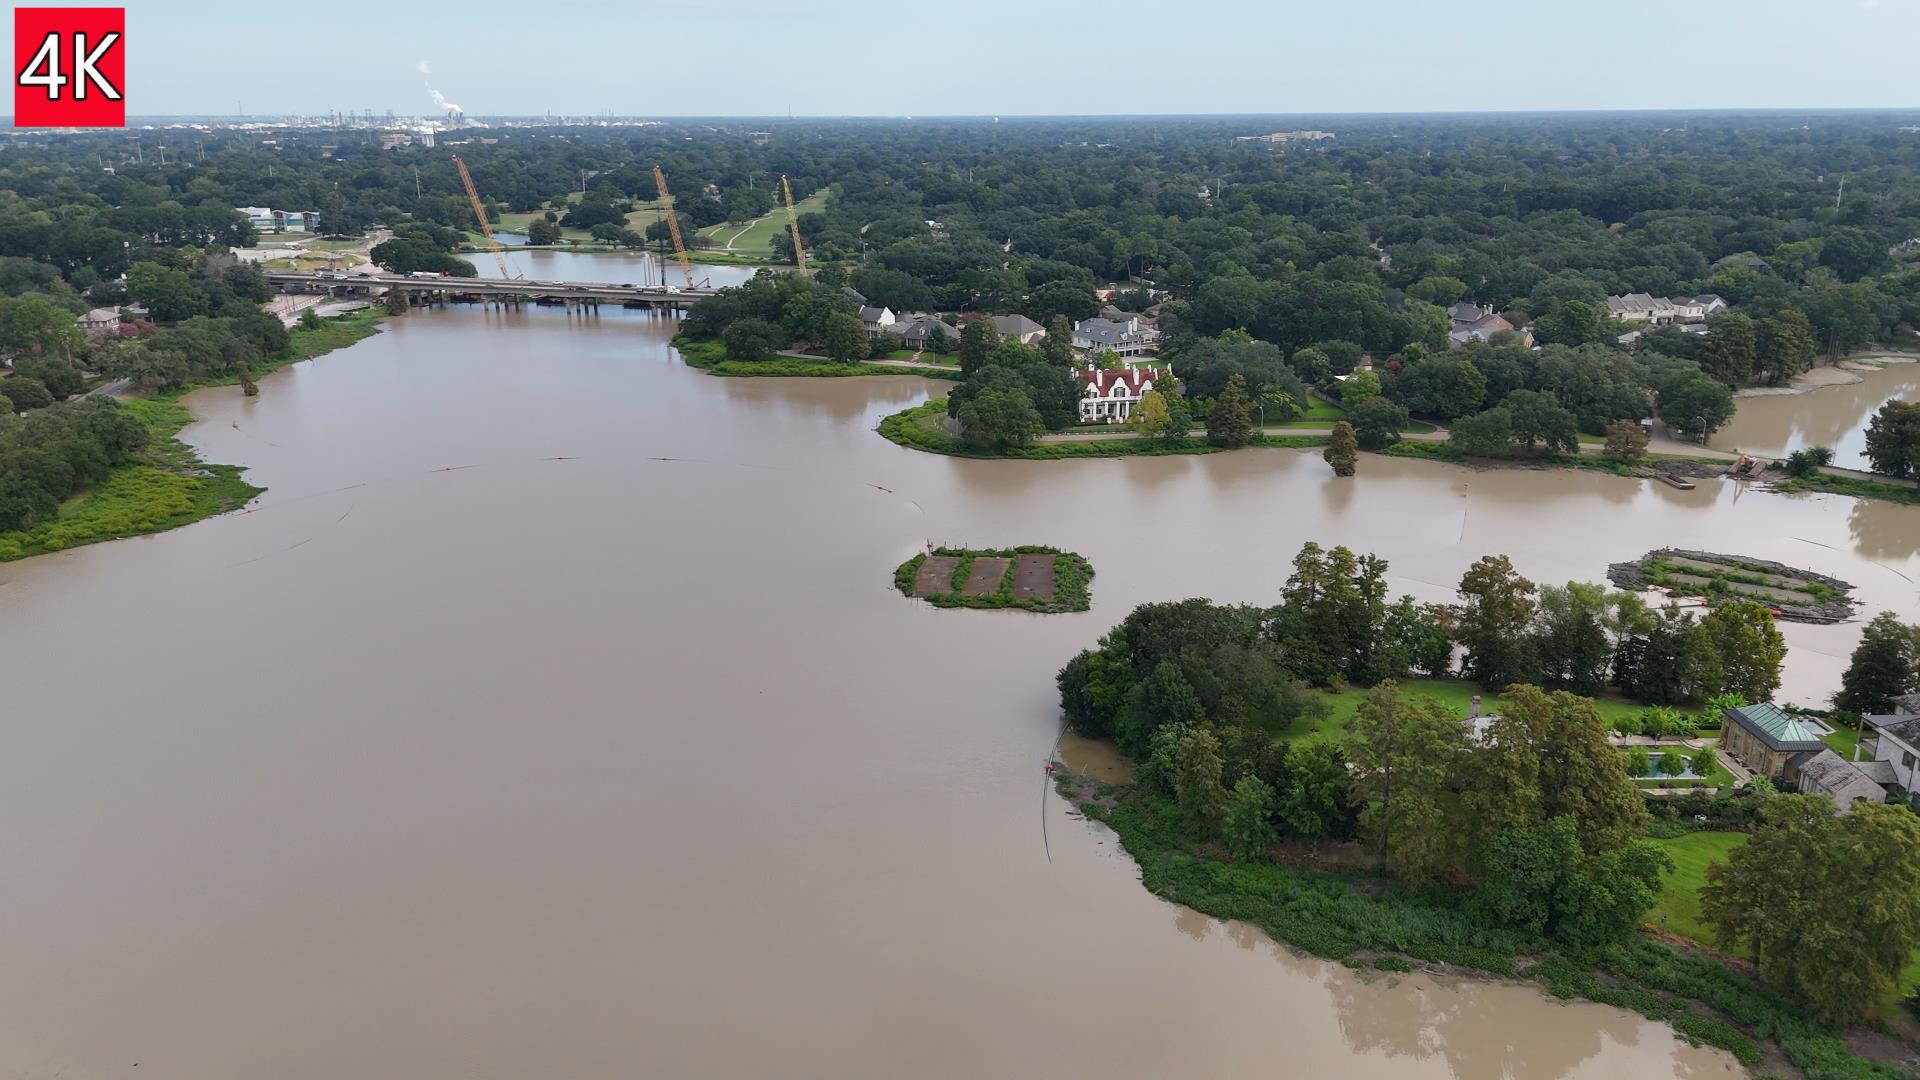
14, 7, 125, 127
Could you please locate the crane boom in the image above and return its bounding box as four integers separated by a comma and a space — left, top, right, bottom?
652, 166, 697, 289
780, 174, 807, 271
451, 155, 517, 280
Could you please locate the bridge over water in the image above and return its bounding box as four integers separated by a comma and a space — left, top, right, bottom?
264, 270, 722, 310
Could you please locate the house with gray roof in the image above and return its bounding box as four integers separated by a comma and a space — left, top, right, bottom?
893, 315, 953, 350
1792, 748, 1887, 810
990, 313, 1045, 345
1071, 316, 1161, 357
1720, 702, 1828, 779
859, 306, 896, 333
1865, 711, 1920, 793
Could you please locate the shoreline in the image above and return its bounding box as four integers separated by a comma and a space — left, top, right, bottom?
1734, 352, 1919, 398
0, 311, 388, 563
1056, 769, 1896, 1077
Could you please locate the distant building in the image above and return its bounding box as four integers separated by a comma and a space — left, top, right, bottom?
1077, 360, 1167, 423
240, 206, 320, 234
1606, 293, 1727, 325
1445, 303, 1528, 349
989, 313, 1045, 345
859, 306, 896, 333
379, 133, 413, 150
894, 315, 952, 350
78, 307, 122, 341
1072, 316, 1161, 357
1233, 130, 1335, 144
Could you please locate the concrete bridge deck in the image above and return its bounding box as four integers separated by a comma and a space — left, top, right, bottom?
263, 270, 720, 309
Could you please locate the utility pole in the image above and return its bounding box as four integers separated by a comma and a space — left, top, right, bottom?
414, 166, 421, 199
1835, 175, 1846, 211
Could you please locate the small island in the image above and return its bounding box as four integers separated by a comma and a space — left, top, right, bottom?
894, 546, 1093, 612
1607, 548, 1857, 623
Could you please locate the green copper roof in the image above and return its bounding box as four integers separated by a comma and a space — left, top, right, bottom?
1724, 702, 1826, 750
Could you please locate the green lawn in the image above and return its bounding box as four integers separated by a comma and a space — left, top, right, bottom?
1299, 398, 1345, 421
1822, 722, 1865, 759
1296, 677, 1648, 742
695, 191, 827, 256
1646, 831, 1745, 944
1647, 830, 1920, 1010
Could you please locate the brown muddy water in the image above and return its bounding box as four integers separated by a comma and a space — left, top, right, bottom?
1713, 360, 1920, 470
9, 304, 1915, 1079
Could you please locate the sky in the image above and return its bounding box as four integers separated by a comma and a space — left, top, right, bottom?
10, 0, 1919, 118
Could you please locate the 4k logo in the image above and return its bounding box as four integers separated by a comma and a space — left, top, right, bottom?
14, 8, 125, 127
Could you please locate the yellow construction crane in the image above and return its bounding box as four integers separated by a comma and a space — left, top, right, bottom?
780, 174, 807, 271
452, 155, 518, 280
652, 166, 698, 290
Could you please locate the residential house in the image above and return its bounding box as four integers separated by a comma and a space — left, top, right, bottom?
1077, 360, 1167, 423
78, 307, 122, 341
990, 313, 1045, 345
1606, 293, 1681, 324
1792, 748, 1888, 810
1445, 303, 1528, 349
1072, 316, 1161, 358
859, 306, 896, 333
1606, 293, 1728, 325
1720, 703, 1828, 779
839, 287, 869, 307
894, 315, 954, 350
1865, 711, 1920, 794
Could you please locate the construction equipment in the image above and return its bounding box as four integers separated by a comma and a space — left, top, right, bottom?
652, 166, 698, 290
452, 155, 518, 280
780, 174, 807, 271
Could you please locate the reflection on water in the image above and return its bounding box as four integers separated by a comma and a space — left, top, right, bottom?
0, 303, 1892, 1078
1056, 733, 1132, 784
1714, 362, 1920, 469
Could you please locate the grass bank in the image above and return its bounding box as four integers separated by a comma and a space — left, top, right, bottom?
1773, 473, 1920, 507
1288, 676, 1648, 742
879, 399, 1332, 460
0, 311, 387, 563
671, 335, 961, 379
0, 396, 261, 561
1070, 782, 1900, 1078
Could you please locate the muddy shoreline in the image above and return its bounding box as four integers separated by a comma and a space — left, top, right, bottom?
1735, 352, 1918, 398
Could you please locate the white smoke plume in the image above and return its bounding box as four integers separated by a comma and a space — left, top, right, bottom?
417, 60, 462, 115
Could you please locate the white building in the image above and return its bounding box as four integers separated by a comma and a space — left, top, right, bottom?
239, 207, 321, 234
1866, 707, 1920, 794
1077, 360, 1167, 423
1606, 293, 1729, 325
859, 305, 896, 333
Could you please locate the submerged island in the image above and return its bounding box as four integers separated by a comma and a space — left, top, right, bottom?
894, 546, 1093, 612
1607, 548, 1857, 623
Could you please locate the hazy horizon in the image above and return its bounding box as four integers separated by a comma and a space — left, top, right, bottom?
5, 0, 1916, 120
